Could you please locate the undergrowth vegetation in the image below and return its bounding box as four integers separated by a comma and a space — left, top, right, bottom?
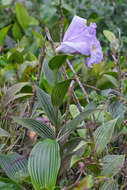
0, 0, 127, 189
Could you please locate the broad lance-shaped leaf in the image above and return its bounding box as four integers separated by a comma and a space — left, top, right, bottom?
13, 93, 32, 100
101, 154, 125, 177
61, 137, 85, 158
70, 104, 80, 118
12, 22, 22, 41
0, 128, 10, 137
51, 79, 72, 106
108, 101, 126, 127
43, 58, 62, 86
0, 152, 29, 182
28, 139, 61, 190
70, 102, 96, 119
104, 74, 118, 88
94, 118, 118, 154
64, 109, 96, 134
100, 181, 118, 190
0, 178, 23, 190
103, 30, 116, 43
15, 3, 38, 31
14, 117, 56, 139
36, 87, 61, 126
0, 144, 6, 152
48, 54, 68, 70
2, 82, 30, 106
0, 25, 11, 45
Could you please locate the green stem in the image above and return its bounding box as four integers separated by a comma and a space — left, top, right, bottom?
53, 69, 58, 84
55, 106, 59, 134
53, 69, 59, 134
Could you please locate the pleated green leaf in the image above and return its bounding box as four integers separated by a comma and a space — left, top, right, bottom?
51, 79, 72, 106
100, 181, 118, 190
101, 154, 125, 177
94, 118, 118, 154
14, 117, 56, 139
2, 82, 30, 106
28, 139, 61, 190
64, 109, 96, 135
0, 127, 10, 137
36, 87, 61, 126
0, 152, 29, 182
48, 54, 68, 70
103, 30, 116, 43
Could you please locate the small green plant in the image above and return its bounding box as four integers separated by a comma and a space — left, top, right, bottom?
0, 1, 127, 190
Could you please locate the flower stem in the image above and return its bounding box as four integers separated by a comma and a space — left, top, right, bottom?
66, 59, 95, 142
66, 59, 90, 103
53, 69, 59, 134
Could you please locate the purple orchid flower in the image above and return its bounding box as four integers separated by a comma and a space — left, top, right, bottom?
56, 16, 103, 67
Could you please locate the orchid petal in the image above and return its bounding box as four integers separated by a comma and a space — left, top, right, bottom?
56, 41, 90, 55
56, 15, 103, 67
63, 16, 87, 42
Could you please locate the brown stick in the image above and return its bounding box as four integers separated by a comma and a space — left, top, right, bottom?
61, 66, 82, 112
83, 83, 101, 92
112, 28, 122, 93
66, 59, 90, 103
117, 28, 122, 92
45, 27, 55, 54
66, 170, 83, 190
36, 36, 46, 86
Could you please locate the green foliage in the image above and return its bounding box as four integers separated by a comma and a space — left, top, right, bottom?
51, 79, 72, 106
0, 1, 127, 189
0, 152, 29, 182
94, 118, 118, 154
0, 25, 11, 45
0, 127, 10, 137
103, 30, 116, 43
28, 139, 60, 190
15, 3, 39, 31
103, 74, 118, 88
101, 154, 125, 177
74, 175, 94, 190
61, 137, 85, 158
2, 82, 31, 106
12, 23, 22, 41
48, 54, 68, 70
36, 87, 61, 126
14, 117, 56, 139
40, 3, 58, 28
64, 109, 96, 135
70, 104, 80, 118
8, 51, 24, 64
100, 181, 119, 190
43, 57, 62, 86
0, 178, 23, 190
